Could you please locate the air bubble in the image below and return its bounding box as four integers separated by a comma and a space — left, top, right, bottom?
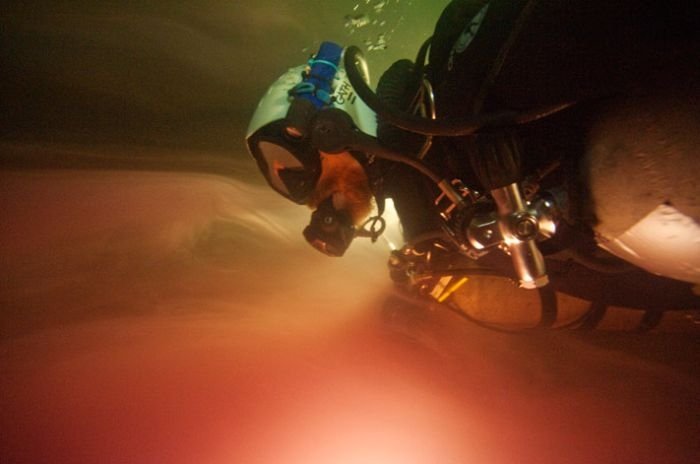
344, 14, 371, 29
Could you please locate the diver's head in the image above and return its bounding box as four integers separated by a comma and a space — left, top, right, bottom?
245, 42, 378, 255
246, 42, 377, 203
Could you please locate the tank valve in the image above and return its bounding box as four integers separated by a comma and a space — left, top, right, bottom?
491, 182, 549, 289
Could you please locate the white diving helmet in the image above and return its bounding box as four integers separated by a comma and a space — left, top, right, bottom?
245, 41, 377, 205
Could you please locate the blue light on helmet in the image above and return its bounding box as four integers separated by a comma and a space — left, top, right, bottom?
289, 41, 344, 108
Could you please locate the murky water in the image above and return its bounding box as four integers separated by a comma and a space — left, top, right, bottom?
2, 1, 699, 462
1, 168, 699, 464
1, 0, 448, 153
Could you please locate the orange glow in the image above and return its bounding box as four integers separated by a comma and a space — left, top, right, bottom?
2, 170, 699, 464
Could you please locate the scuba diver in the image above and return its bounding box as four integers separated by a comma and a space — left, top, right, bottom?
246, 39, 383, 257
246, 0, 700, 317
244, 0, 507, 257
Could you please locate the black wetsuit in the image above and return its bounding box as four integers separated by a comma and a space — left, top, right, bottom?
379, 0, 700, 242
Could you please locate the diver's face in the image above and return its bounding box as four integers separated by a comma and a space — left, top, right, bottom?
307, 151, 373, 226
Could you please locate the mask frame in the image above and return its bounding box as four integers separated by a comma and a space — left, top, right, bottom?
246, 119, 322, 205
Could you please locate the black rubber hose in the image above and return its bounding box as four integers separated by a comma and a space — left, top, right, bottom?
375, 59, 426, 154
357, 133, 443, 185
576, 300, 608, 331
537, 285, 558, 328
637, 309, 664, 333
344, 45, 518, 136
344, 46, 573, 136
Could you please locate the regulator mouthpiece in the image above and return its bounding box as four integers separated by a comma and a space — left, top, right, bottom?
303, 196, 356, 257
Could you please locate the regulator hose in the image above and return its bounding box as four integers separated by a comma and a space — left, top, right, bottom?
375, 59, 426, 154
343, 46, 574, 137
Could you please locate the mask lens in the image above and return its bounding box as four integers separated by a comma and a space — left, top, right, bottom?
248, 122, 321, 204
258, 141, 305, 198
